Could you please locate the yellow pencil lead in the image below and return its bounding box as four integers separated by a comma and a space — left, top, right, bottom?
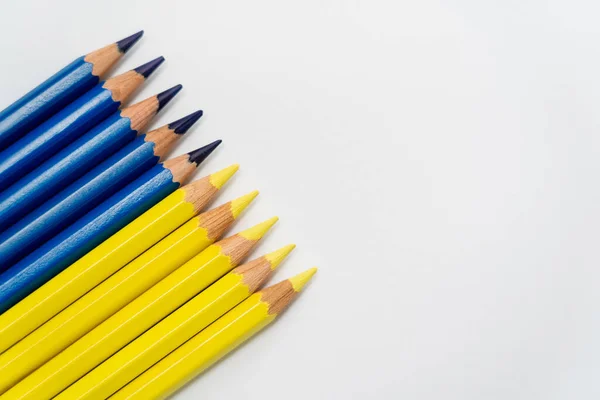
265, 244, 296, 270
238, 217, 278, 241
289, 267, 317, 292
230, 191, 259, 219
209, 164, 239, 189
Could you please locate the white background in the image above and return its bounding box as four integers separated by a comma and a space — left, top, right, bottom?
1, 1, 599, 399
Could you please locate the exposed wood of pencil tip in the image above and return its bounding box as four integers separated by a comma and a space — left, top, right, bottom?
120, 96, 159, 133
233, 257, 274, 293
259, 280, 298, 315
179, 176, 220, 212
144, 125, 180, 162
215, 233, 262, 267
102, 70, 146, 104
84, 44, 123, 78
196, 202, 236, 240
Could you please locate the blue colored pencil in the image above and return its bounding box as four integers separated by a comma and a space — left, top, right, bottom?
0, 53, 153, 189
0, 142, 221, 311
0, 111, 205, 268
0, 77, 175, 233
0, 31, 142, 150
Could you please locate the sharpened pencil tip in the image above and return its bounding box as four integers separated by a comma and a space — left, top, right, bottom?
209, 164, 239, 189
238, 217, 278, 241
134, 56, 165, 78
289, 268, 317, 292
116, 31, 144, 53
265, 244, 296, 270
188, 140, 221, 165
168, 110, 204, 135
157, 84, 183, 111
230, 191, 259, 219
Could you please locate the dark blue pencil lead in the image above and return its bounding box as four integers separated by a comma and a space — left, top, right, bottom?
116, 31, 144, 53
157, 85, 183, 111
134, 57, 165, 79
169, 111, 204, 135
188, 140, 222, 165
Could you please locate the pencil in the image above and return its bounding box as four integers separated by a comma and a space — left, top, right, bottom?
0, 192, 257, 392
0, 31, 143, 150
4, 218, 278, 399
0, 165, 237, 352
0, 56, 157, 188
112, 268, 317, 400
0, 73, 172, 235
0, 144, 220, 312
0, 92, 187, 268
58, 245, 295, 399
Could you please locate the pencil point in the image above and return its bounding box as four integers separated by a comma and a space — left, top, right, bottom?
209, 164, 239, 189
188, 140, 221, 165
116, 31, 144, 53
157, 84, 183, 111
289, 268, 317, 292
238, 217, 278, 241
134, 56, 164, 78
168, 110, 203, 135
265, 244, 296, 270
230, 191, 259, 219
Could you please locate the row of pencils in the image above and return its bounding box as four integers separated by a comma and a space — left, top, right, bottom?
0, 31, 316, 399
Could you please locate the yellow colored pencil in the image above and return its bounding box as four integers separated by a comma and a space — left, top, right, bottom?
0, 192, 258, 393
3, 218, 278, 400
112, 268, 317, 400
58, 245, 295, 400
0, 165, 238, 354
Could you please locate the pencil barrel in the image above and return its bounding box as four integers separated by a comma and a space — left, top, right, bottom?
112, 297, 274, 400
0, 85, 120, 188
0, 57, 97, 150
